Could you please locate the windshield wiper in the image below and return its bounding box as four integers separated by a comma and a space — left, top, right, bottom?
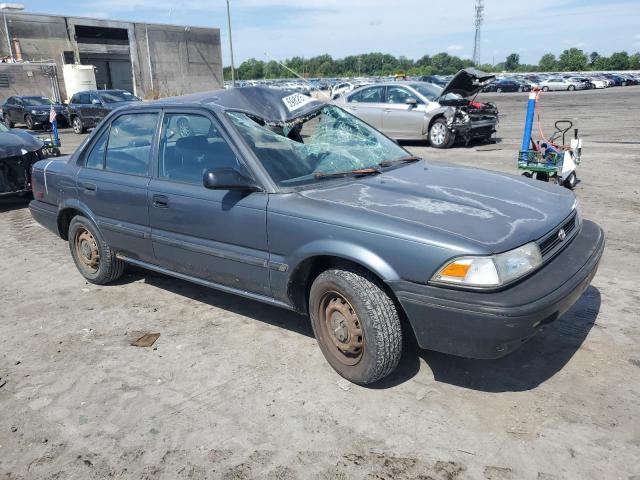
378, 155, 421, 168
314, 167, 382, 179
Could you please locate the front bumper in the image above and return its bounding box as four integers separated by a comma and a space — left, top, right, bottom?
389, 220, 605, 359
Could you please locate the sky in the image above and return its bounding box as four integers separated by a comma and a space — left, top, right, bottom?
22, 0, 640, 66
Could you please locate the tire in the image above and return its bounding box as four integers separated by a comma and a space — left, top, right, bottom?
563, 172, 577, 190
542, 86, 549, 92
496, 88, 502, 93
24, 114, 35, 130
568, 85, 575, 91
429, 118, 453, 149
309, 267, 402, 385
72, 116, 86, 134
68, 215, 125, 284
3, 116, 13, 128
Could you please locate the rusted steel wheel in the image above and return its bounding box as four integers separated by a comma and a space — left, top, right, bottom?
318, 291, 364, 367
68, 215, 125, 284
309, 267, 402, 385
74, 228, 100, 274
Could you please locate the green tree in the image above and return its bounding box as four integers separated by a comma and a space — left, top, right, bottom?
593, 56, 611, 71
589, 51, 600, 67
608, 51, 629, 70
558, 48, 588, 71
538, 53, 558, 71
504, 53, 520, 71
629, 52, 640, 70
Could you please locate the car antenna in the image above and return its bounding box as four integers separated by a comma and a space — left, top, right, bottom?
263, 51, 332, 101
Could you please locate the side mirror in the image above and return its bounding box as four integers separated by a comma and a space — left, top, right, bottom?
203, 168, 262, 192
405, 97, 418, 106
92, 98, 101, 105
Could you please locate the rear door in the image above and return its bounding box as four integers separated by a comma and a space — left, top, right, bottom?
382, 86, 426, 139
148, 109, 271, 296
343, 86, 385, 129
76, 110, 160, 262
10, 97, 24, 123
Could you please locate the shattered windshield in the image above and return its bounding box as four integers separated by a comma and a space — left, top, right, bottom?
227, 105, 412, 187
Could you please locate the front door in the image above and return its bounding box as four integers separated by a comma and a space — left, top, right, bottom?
76, 111, 159, 262
382, 86, 426, 138
148, 110, 271, 296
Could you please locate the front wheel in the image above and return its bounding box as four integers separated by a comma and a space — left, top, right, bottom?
68, 215, 125, 284
429, 118, 453, 149
24, 114, 35, 130
563, 172, 577, 190
542, 86, 549, 92
72, 116, 86, 134
309, 268, 402, 385
568, 85, 575, 91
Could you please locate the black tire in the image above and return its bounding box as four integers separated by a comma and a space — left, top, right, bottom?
563, 172, 577, 190
3, 116, 13, 128
309, 267, 402, 385
568, 85, 575, 91
429, 118, 453, 149
72, 116, 86, 134
68, 215, 125, 284
24, 114, 35, 130
542, 86, 549, 92
496, 87, 502, 93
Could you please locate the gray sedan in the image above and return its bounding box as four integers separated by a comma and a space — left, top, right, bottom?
28, 87, 604, 385
539, 77, 588, 91
334, 69, 498, 148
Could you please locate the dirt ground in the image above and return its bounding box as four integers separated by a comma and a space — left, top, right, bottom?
1, 87, 639, 480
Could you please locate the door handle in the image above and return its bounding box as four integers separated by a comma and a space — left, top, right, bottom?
152, 194, 169, 208
82, 182, 97, 192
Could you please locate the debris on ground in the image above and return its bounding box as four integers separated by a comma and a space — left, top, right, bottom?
131, 333, 161, 348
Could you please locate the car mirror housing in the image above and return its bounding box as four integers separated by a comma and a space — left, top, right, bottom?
405, 97, 418, 106
203, 168, 262, 192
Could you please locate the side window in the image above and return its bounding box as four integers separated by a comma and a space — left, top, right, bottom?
85, 130, 108, 170
105, 113, 158, 176
159, 113, 239, 185
79, 93, 90, 104
386, 86, 418, 104
349, 87, 384, 103
90, 93, 101, 105
6, 97, 14, 105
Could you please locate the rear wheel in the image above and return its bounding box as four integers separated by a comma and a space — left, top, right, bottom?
496, 87, 502, 93
429, 118, 453, 149
542, 86, 549, 92
309, 268, 402, 385
568, 85, 575, 91
72, 116, 86, 134
68, 215, 125, 284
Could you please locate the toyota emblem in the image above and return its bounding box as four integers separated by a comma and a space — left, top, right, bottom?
558, 228, 566, 241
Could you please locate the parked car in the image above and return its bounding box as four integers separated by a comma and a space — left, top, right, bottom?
539, 77, 587, 91
495, 79, 528, 93
334, 68, 498, 147
568, 77, 594, 89
27, 87, 604, 384
330, 82, 357, 99
1, 96, 69, 130
67, 89, 142, 134
418, 75, 448, 87
0, 122, 44, 196
588, 76, 609, 89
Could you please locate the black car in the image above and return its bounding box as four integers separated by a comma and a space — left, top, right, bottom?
418, 75, 448, 87
1, 96, 69, 130
0, 122, 44, 196
67, 89, 141, 134
492, 79, 528, 93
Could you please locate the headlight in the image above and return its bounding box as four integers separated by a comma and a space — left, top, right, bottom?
31, 109, 38, 114
432, 242, 543, 288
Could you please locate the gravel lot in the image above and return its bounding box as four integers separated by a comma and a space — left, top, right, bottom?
1, 86, 639, 480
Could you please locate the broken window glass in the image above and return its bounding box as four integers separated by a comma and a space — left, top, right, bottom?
227, 105, 410, 187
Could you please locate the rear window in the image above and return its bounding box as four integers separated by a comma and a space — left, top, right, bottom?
99, 91, 141, 104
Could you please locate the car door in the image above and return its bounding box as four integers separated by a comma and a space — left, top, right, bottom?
382, 86, 426, 139
10, 97, 24, 124
148, 109, 271, 296
343, 86, 385, 129
90, 93, 109, 126
76, 111, 159, 262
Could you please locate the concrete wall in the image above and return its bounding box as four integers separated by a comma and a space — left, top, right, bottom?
0, 12, 223, 101
0, 63, 58, 99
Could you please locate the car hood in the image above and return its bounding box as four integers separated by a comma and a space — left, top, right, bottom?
299, 161, 576, 253
0, 129, 44, 158
439, 68, 496, 99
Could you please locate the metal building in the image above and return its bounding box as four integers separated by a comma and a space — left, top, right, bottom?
0, 11, 223, 100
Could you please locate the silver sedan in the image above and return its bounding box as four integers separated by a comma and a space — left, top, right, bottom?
539, 77, 587, 91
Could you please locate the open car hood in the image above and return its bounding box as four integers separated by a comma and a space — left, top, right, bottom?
439, 68, 495, 99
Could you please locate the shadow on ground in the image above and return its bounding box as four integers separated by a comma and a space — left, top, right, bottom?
116, 268, 600, 393
0, 196, 30, 213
